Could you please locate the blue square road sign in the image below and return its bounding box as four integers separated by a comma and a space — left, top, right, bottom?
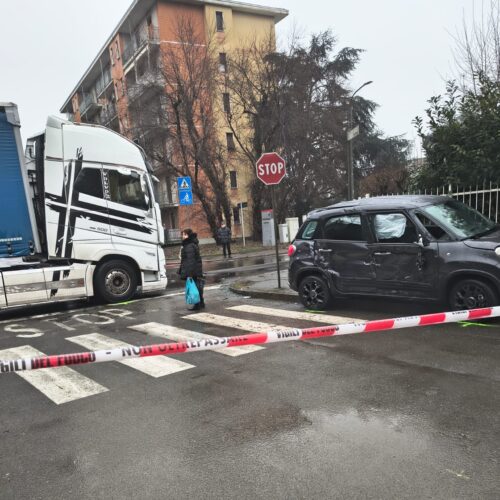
179, 191, 193, 205
177, 177, 192, 191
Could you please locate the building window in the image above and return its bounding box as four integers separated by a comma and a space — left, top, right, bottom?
115, 40, 120, 60
223, 92, 230, 113
230, 170, 238, 189
226, 132, 235, 151
233, 207, 241, 224
216, 11, 224, 32
219, 52, 227, 72
110, 47, 115, 65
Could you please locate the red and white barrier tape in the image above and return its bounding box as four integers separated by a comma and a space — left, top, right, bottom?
1, 306, 498, 374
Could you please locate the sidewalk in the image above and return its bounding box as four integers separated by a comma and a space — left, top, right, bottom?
229, 269, 298, 302
165, 244, 289, 265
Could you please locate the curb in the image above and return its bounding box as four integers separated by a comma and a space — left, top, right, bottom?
229, 281, 298, 303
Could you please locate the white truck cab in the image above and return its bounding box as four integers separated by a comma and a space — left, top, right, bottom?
0, 103, 167, 309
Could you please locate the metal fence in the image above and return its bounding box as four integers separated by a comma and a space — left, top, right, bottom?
401, 183, 500, 222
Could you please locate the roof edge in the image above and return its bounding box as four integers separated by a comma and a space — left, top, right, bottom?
60, 0, 288, 114
60, 0, 148, 114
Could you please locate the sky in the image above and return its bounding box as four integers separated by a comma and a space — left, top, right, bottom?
0, 0, 478, 153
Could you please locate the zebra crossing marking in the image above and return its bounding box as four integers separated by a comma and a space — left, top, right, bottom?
67, 333, 194, 377
227, 305, 365, 324
130, 322, 263, 356
182, 312, 287, 332
0, 345, 108, 404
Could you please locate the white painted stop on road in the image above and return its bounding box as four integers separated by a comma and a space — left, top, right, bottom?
256, 152, 286, 185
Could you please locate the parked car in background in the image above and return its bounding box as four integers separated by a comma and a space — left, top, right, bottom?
288, 195, 500, 310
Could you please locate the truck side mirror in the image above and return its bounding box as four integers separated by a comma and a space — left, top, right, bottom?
417, 234, 429, 247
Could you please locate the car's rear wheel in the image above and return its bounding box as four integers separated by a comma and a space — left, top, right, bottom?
448, 278, 498, 310
298, 275, 331, 310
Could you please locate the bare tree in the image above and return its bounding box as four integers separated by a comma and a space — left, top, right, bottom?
128, 17, 233, 237
222, 31, 368, 235
219, 33, 288, 236
452, 0, 500, 91
359, 165, 409, 196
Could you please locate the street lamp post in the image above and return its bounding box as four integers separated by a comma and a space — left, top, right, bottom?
347, 80, 373, 200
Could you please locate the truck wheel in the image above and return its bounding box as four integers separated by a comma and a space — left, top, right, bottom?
298, 275, 331, 310
448, 278, 497, 310
94, 260, 138, 303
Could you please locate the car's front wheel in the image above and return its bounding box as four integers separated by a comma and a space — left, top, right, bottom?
94, 259, 138, 303
298, 275, 331, 310
448, 278, 498, 310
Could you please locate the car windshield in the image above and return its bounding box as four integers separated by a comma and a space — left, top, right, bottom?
421, 200, 496, 239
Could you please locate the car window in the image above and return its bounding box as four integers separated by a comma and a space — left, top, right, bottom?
371, 213, 418, 243
301, 220, 318, 240
421, 200, 495, 239
73, 167, 103, 198
324, 214, 366, 241
415, 212, 450, 241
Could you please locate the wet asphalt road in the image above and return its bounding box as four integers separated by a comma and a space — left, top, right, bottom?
0, 280, 499, 499
165, 253, 289, 288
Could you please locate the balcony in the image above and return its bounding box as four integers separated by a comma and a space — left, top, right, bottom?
157, 188, 179, 208
95, 69, 112, 97
127, 73, 164, 104
122, 27, 160, 67
166, 228, 181, 242
100, 102, 117, 126
79, 92, 102, 118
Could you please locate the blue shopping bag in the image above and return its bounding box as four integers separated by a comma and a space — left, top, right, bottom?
185, 278, 200, 305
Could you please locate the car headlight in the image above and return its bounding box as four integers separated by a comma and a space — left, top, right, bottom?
495, 247, 500, 256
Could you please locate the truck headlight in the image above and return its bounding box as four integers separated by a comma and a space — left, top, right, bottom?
495, 247, 500, 256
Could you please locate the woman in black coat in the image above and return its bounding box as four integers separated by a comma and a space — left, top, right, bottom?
179, 228, 205, 309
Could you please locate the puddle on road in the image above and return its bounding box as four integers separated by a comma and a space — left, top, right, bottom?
223, 405, 428, 448
224, 404, 313, 442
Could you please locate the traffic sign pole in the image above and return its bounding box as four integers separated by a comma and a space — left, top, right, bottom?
256, 152, 286, 290
271, 186, 281, 289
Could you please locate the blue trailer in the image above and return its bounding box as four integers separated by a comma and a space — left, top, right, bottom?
0, 103, 40, 257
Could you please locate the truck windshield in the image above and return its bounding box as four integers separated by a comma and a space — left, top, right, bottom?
421, 200, 496, 239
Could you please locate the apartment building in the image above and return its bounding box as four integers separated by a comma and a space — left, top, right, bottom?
60, 0, 288, 242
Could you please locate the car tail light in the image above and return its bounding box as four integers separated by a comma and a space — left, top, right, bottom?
288, 244, 296, 257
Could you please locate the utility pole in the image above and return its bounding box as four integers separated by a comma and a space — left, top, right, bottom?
347, 80, 373, 200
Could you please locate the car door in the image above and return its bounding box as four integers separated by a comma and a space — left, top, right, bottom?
367, 211, 438, 297
103, 166, 159, 265
70, 163, 111, 259
316, 212, 376, 293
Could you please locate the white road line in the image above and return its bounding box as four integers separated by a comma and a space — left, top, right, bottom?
227, 305, 365, 324
130, 322, 263, 357
0, 286, 223, 326
67, 333, 194, 377
0, 345, 108, 405
183, 313, 287, 333
130, 285, 222, 302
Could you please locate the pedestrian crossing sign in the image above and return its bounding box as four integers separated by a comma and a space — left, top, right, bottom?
177, 176, 192, 191
177, 176, 193, 205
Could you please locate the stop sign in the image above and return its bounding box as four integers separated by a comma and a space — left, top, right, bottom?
256, 152, 286, 185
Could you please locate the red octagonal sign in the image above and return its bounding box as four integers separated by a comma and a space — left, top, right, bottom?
256, 152, 286, 186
